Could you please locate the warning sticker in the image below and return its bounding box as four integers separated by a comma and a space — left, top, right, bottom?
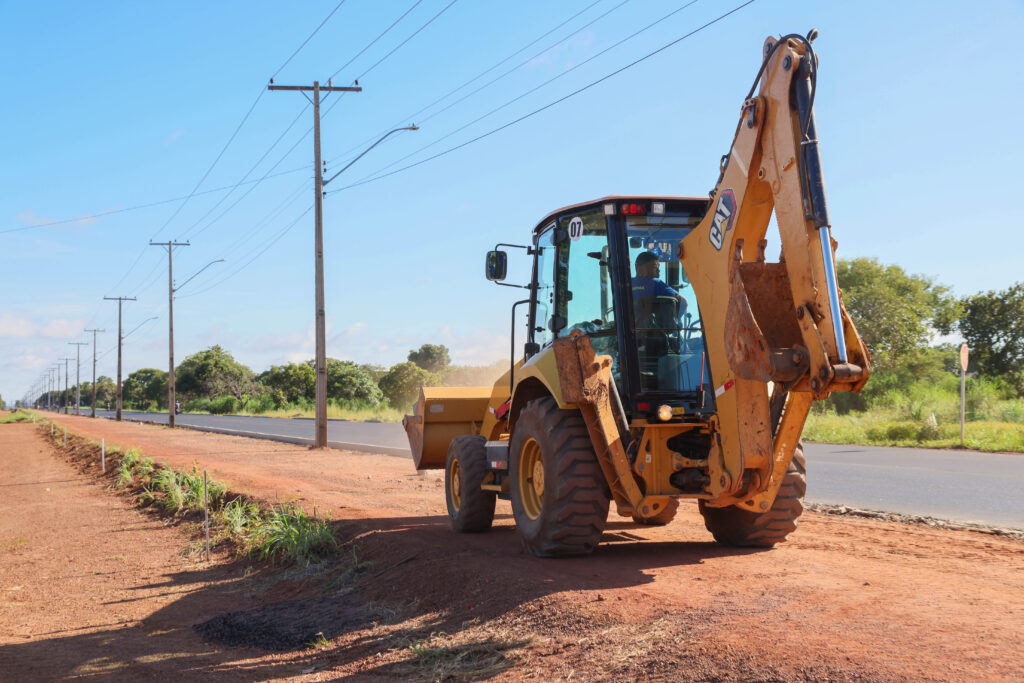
709, 189, 736, 251
714, 379, 735, 398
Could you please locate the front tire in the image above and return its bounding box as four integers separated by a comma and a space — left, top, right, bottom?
699, 444, 806, 547
509, 397, 610, 557
445, 435, 495, 533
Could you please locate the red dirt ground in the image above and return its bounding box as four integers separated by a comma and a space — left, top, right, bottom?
2, 412, 1022, 681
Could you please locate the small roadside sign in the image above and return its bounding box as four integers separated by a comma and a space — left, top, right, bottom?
959, 343, 969, 447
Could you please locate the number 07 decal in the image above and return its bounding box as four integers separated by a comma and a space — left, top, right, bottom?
568, 216, 584, 242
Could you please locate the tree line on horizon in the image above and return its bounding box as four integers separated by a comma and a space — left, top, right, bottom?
29, 257, 1024, 415
33, 343, 505, 414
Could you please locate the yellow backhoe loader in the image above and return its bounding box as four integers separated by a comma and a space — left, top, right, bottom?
404, 31, 870, 556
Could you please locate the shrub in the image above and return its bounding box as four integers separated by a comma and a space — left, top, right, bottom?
885, 423, 919, 441
183, 398, 211, 413
379, 362, 436, 411
219, 497, 261, 536
209, 395, 240, 415
247, 504, 337, 566
243, 393, 276, 414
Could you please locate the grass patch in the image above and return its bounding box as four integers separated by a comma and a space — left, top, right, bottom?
218, 497, 261, 536
805, 411, 1024, 452
307, 632, 331, 650
142, 465, 227, 514
1, 536, 28, 550
0, 412, 34, 424
322, 546, 377, 591
235, 401, 405, 423
246, 504, 338, 567
42, 422, 342, 568
407, 628, 529, 681
116, 449, 143, 488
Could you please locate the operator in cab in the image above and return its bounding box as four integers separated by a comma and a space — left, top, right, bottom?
632, 251, 686, 317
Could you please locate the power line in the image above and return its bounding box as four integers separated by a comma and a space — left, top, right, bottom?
1, 167, 305, 235
349, 0, 458, 83
412, 0, 632, 130
359, 0, 696, 182
325, 0, 608, 174
178, 206, 313, 299
181, 104, 310, 241
174, 1, 430, 245
272, 0, 351, 81
150, 0, 355, 242
326, 0, 426, 82
331, 0, 755, 194
318, 0, 459, 123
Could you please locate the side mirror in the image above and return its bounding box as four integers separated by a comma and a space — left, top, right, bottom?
485, 250, 507, 281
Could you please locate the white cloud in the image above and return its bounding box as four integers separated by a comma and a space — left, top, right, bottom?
0, 312, 88, 339
14, 208, 102, 229
166, 127, 185, 144
15, 209, 58, 227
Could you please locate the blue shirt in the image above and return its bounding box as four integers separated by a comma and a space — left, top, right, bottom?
632, 277, 677, 299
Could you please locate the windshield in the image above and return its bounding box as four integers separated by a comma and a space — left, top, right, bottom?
626, 216, 708, 395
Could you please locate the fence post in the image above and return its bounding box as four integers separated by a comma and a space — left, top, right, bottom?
204, 470, 210, 561
51, 423, 54, 436
63, 426, 67, 447
101, 438, 106, 473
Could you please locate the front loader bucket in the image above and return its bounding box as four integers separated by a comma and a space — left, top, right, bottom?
403, 386, 492, 470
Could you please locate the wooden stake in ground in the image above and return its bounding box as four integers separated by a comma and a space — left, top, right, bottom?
101, 438, 106, 473
204, 470, 210, 561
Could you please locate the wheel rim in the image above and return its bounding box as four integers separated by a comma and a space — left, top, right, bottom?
449, 458, 462, 512
519, 437, 544, 520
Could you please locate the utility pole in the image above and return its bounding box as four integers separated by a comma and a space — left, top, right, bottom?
269, 79, 362, 448
50, 367, 57, 411
104, 296, 136, 421
69, 341, 88, 415
150, 241, 189, 427
59, 357, 72, 414
85, 329, 104, 418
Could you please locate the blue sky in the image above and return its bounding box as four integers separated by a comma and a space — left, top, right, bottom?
2, 0, 1022, 403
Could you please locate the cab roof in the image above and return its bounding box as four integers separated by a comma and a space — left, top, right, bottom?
531, 195, 709, 236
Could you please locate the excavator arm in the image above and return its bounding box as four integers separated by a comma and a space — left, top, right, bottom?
681, 31, 870, 512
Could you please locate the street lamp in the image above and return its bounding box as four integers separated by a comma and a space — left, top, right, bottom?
302, 124, 419, 449
124, 316, 158, 340
322, 125, 419, 187
161, 258, 225, 424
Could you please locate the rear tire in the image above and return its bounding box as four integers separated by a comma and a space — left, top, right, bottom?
699, 444, 806, 547
632, 497, 679, 526
509, 397, 610, 557
445, 435, 495, 533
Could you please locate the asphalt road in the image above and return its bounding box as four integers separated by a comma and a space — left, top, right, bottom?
86, 409, 1024, 529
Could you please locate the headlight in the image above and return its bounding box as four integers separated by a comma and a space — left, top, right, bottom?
657, 404, 673, 422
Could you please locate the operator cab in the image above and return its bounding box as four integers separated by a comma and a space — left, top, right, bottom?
489, 196, 713, 419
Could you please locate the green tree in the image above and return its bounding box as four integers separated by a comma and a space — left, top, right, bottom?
408, 344, 451, 373
176, 345, 255, 401
837, 258, 958, 367
123, 368, 168, 409
258, 362, 315, 403
379, 362, 436, 410
94, 376, 116, 407
957, 283, 1024, 394
325, 359, 383, 404
358, 363, 388, 383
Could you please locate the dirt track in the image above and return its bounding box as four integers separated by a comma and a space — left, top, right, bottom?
2, 413, 1023, 681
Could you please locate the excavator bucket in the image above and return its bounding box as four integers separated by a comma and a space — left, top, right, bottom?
403, 386, 492, 470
